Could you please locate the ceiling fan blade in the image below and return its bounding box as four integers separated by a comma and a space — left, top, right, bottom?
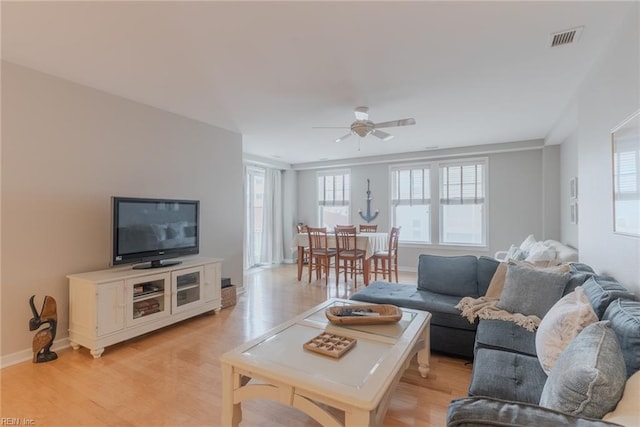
354, 106, 369, 121
374, 118, 416, 129
335, 133, 352, 143
372, 129, 394, 141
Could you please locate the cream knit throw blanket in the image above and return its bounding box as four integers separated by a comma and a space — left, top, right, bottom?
455, 296, 541, 332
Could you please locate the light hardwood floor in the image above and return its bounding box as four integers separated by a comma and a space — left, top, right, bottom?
0, 264, 472, 426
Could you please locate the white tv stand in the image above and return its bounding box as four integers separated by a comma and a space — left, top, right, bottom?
67, 257, 223, 358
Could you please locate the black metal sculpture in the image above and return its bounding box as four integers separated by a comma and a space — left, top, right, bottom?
29, 295, 58, 363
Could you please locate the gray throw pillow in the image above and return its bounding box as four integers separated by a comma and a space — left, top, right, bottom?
539, 321, 626, 419
496, 263, 569, 318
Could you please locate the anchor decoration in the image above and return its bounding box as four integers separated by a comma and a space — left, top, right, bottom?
358, 179, 379, 223
29, 295, 58, 363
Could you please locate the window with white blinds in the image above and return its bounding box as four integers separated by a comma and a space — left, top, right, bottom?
318, 172, 350, 206
390, 166, 431, 243
391, 167, 430, 205
317, 171, 350, 229
440, 162, 485, 205
389, 159, 487, 246
439, 160, 486, 245
614, 141, 639, 200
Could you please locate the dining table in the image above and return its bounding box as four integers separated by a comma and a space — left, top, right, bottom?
293, 231, 389, 285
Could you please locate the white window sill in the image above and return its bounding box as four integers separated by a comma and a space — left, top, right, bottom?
399, 242, 490, 252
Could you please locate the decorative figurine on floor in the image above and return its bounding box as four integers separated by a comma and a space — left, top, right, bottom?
29, 295, 58, 363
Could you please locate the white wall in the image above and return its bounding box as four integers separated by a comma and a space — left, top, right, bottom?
555, 8, 639, 293
1, 62, 244, 357
295, 142, 555, 270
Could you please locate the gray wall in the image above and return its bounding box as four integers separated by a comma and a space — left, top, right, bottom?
560, 130, 580, 248
295, 144, 555, 270
1, 62, 244, 357
554, 9, 640, 293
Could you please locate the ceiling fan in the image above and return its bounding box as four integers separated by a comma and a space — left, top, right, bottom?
314, 106, 416, 143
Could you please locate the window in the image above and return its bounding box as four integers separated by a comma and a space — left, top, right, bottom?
391, 167, 430, 243
439, 161, 485, 245
390, 159, 487, 246
317, 171, 350, 230
612, 110, 640, 236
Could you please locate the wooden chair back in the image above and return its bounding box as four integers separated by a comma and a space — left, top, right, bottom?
359, 224, 378, 232
334, 226, 357, 251
388, 227, 401, 255
307, 227, 329, 252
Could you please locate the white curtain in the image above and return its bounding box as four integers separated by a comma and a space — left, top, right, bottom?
260, 167, 284, 265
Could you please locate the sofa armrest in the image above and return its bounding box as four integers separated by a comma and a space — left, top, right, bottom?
447, 397, 623, 427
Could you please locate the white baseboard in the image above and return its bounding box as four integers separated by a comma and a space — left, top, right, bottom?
0, 337, 70, 369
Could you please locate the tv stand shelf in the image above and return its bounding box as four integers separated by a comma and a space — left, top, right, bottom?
67, 256, 223, 358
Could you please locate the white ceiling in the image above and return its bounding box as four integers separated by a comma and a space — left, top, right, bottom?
1, 1, 633, 165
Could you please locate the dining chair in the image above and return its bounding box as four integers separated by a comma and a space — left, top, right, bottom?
334, 226, 366, 286
295, 224, 310, 279
306, 227, 337, 284
372, 227, 401, 282
359, 224, 378, 232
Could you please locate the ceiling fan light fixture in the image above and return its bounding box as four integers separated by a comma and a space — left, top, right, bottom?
318, 106, 416, 143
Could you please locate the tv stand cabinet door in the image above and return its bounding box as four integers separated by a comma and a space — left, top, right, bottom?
96, 281, 125, 336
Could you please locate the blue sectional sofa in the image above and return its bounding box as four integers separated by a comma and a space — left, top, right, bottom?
350, 254, 500, 358
350, 254, 640, 426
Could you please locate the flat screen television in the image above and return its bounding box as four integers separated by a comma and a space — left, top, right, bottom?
112, 197, 199, 269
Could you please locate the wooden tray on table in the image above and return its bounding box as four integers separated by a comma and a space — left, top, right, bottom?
325, 304, 402, 325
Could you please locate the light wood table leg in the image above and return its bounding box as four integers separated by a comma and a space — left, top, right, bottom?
346, 408, 374, 427
222, 363, 242, 427
363, 257, 371, 286
297, 246, 304, 281
417, 323, 431, 378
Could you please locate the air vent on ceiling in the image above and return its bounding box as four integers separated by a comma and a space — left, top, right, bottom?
549, 26, 583, 47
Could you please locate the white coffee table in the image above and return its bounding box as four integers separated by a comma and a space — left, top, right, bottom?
220, 298, 431, 427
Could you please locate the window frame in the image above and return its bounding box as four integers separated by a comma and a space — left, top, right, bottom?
390, 164, 432, 244
316, 169, 351, 230
389, 158, 488, 248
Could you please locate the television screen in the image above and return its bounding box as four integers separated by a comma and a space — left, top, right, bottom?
112, 197, 199, 268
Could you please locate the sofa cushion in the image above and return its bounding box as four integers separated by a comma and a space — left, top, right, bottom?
475, 319, 537, 357
539, 321, 626, 419
563, 263, 597, 296
603, 299, 640, 378
505, 244, 527, 261
582, 276, 637, 319
447, 397, 620, 427
525, 241, 557, 265
519, 234, 537, 253
485, 262, 507, 299
497, 263, 569, 319
349, 281, 476, 331
417, 254, 479, 297
469, 348, 547, 404
476, 256, 500, 297
535, 287, 598, 374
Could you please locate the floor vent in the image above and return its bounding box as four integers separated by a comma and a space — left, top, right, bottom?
549, 26, 584, 47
